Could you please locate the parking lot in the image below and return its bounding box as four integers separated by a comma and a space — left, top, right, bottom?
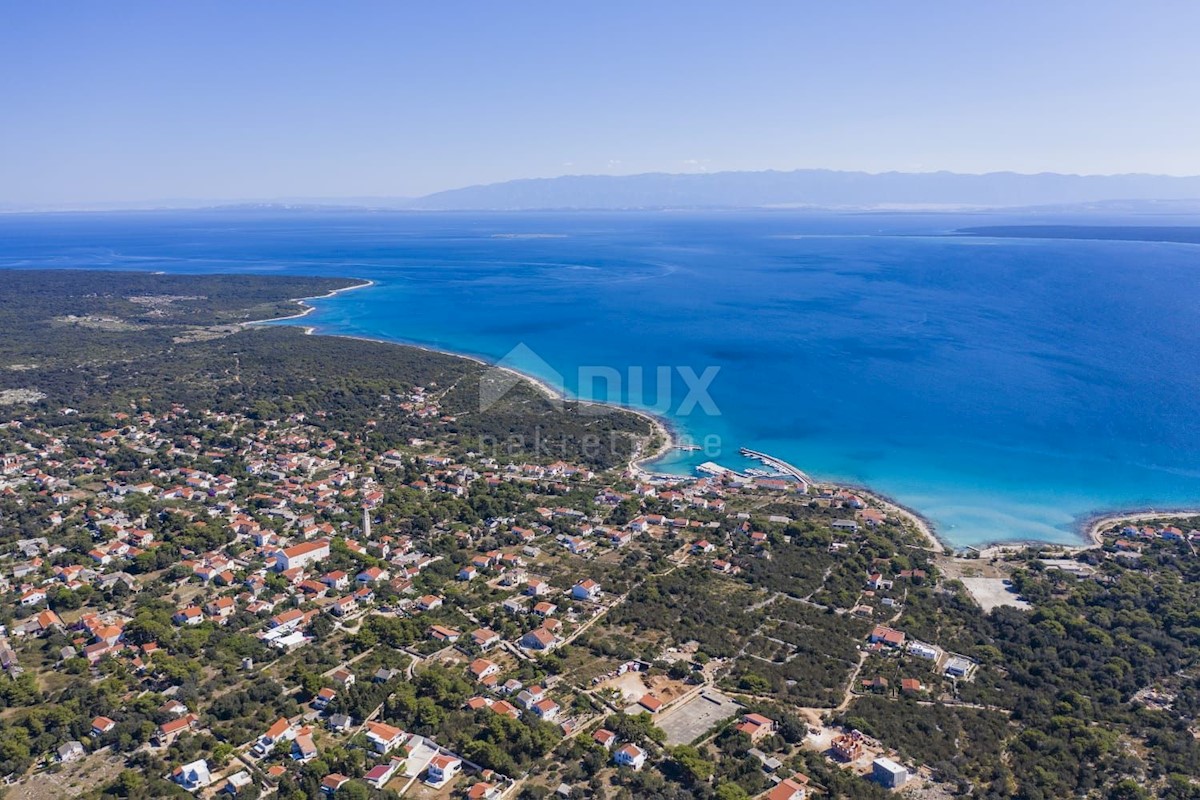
656, 689, 742, 745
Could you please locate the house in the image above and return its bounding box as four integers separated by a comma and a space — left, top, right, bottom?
365, 721, 406, 754
425, 754, 462, 787
471, 628, 501, 650
20, 588, 47, 606
328, 713, 354, 733
610, 529, 634, 547
526, 579, 549, 596
735, 712, 775, 741
173, 606, 204, 626
531, 698, 560, 721
520, 627, 557, 651
502, 597, 527, 615
275, 539, 330, 572
767, 775, 810, 800
253, 717, 295, 756
900, 678, 924, 695
321, 570, 350, 590
205, 597, 236, 620
374, 667, 403, 683
292, 730, 319, 762
866, 573, 893, 591
467, 782, 502, 800
91, 716, 116, 737
533, 601, 558, 617
356, 566, 387, 584
637, 694, 664, 713
331, 667, 356, 687
873, 757, 909, 788
750, 748, 783, 772
593, 728, 617, 749
944, 656, 975, 678
160, 699, 188, 717
563, 536, 592, 555
470, 658, 501, 681
516, 685, 546, 709
869, 625, 905, 648
572, 578, 602, 601
314, 687, 337, 709
862, 676, 889, 693
269, 608, 307, 631
329, 595, 358, 617
157, 714, 199, 746
430, 624, 461, 643
171, 759, 213, 791
490, 699, 520, 718
458, 565, 478, 581
57, 741, 86, 763
365, 759, 403, 788
613, 743, 647, 770
220, 771, 253, 796
320, 774, 350, 795
832, 731, 865, 761
416, 594, 443, 611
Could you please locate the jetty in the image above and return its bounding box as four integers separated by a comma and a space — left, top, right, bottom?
696, 461, 744, 478
739, 448, 813, 491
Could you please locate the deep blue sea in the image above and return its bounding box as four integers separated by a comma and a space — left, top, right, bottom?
3, 209, 1200, 548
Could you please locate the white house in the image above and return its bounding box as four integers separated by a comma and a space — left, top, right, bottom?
275, 539, 330, 572
364, 721, 406, 755
171, 759, 213, 791
572, 578, 601, 601
613, 743, 647, 770
425, 754, 462, 787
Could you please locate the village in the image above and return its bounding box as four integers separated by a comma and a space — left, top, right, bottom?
0, 384, 1163, 800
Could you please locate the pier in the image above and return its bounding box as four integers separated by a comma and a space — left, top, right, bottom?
738, 448, 813, 490
696, 461, 744, 478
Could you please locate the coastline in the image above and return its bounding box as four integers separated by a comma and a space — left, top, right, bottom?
1083, 509, 1200, 544
253, 278, 1195, 558
841, 484, 945, 553
253, 280, 681, 475
244, 278, 377, 327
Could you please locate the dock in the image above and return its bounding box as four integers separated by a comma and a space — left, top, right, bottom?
696, 461, 744, 478
738, 448, 813, 490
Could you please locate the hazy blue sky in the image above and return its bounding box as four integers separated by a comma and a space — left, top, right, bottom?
3, 2, 1198, 205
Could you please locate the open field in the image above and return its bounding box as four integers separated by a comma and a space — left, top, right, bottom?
656, 689, 742, 746
958, 577, 1031, 613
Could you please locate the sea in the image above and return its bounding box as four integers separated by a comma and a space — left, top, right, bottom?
2, 208, 1200, 548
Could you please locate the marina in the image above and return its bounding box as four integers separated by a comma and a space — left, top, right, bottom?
739, 448, 813, 492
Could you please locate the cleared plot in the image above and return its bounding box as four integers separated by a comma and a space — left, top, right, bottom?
959, 577, 1031, 613
657, 689, 743, 746
13, 750, 126, 800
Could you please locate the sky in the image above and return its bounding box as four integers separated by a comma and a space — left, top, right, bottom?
2, 1, 1199, 206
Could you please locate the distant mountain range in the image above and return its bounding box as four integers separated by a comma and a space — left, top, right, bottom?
9, 169, 1200, 214
406, 169, 1200, 211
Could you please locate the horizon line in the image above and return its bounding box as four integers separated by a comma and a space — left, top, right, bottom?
7, 165, 1200, 213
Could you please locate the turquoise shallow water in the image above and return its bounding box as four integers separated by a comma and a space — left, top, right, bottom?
3, 209, 1200, 547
